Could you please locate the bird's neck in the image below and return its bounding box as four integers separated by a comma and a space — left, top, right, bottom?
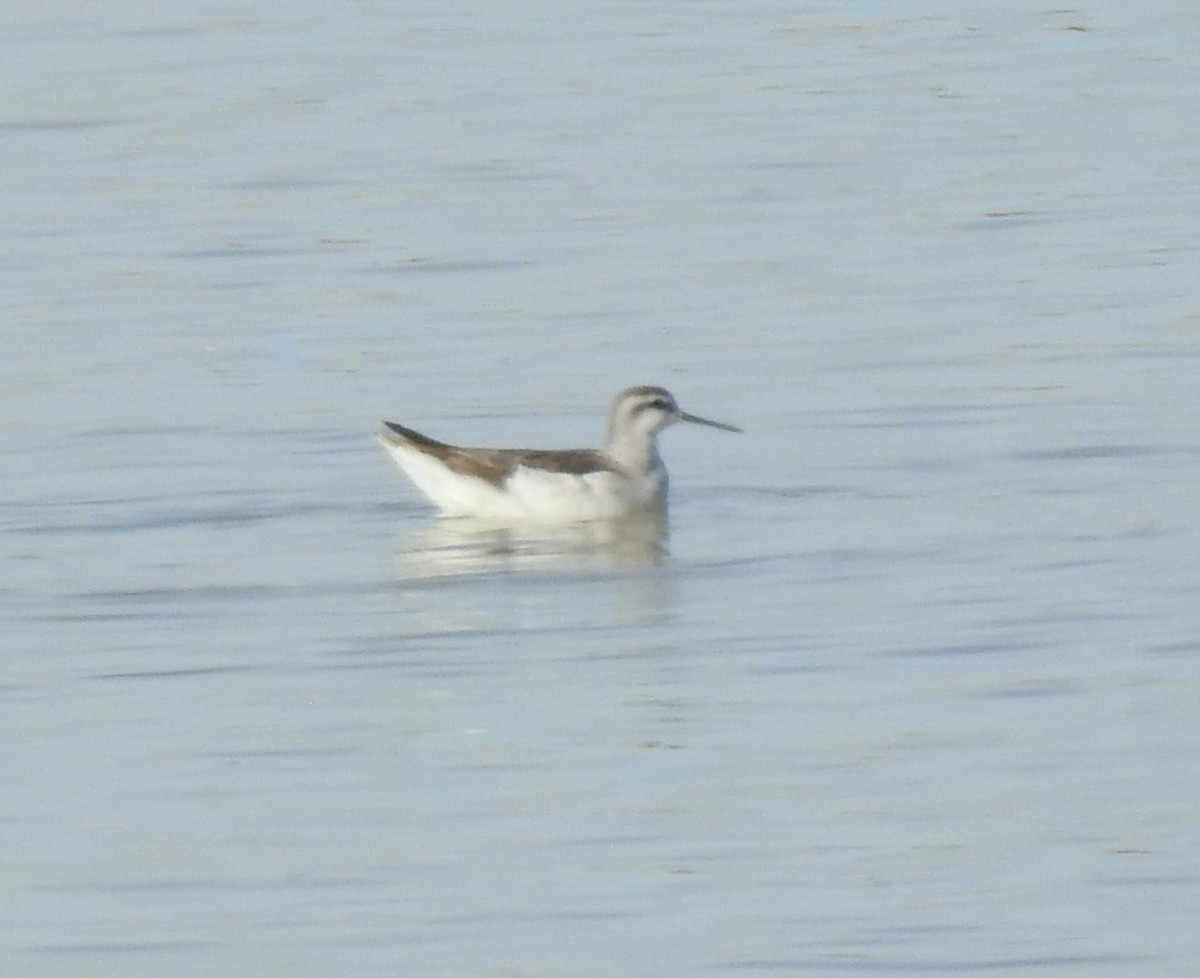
604, 428, 662, 475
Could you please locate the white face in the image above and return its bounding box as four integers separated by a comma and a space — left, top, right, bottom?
623, 390, 679, 435
610, 385, 741, 440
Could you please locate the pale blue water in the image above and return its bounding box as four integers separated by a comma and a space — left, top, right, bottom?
4, 2, 1199, 975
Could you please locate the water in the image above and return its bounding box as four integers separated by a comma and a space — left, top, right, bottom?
4, 2, 1200, 975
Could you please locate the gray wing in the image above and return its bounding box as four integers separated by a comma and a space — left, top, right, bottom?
381, 421, 615, 487
494, 448, 616, 477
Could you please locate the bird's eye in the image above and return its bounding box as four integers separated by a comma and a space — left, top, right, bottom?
649, 398, 671, 410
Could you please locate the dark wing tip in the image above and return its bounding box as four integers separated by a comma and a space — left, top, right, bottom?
379, 420, 447, 449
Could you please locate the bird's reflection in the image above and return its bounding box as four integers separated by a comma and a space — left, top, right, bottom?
393, 509, 668, 578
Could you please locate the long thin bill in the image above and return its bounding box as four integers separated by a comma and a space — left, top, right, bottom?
679, 410, 743, 433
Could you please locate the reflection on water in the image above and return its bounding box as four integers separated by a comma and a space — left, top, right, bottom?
392, 510, 669, 578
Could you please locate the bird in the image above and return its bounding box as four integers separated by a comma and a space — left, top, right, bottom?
377, 385, 741, 523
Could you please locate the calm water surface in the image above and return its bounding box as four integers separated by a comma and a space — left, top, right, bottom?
3, 2, 1199, 975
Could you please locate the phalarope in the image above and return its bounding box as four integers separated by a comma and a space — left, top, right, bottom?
378, 385, 741, 523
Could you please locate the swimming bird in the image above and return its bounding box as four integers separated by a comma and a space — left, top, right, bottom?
377, 385, 741, 523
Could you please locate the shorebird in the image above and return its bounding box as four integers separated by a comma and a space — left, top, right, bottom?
377, 385, 741, 523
